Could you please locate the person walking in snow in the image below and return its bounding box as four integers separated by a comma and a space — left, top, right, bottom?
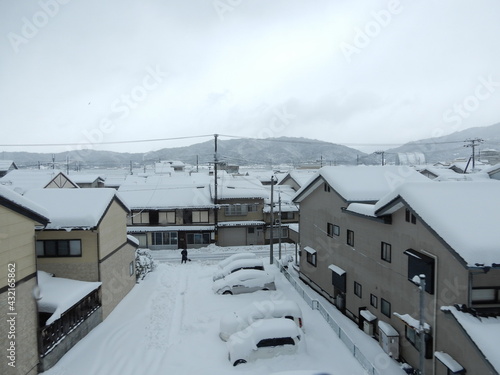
181, 247, 189, 264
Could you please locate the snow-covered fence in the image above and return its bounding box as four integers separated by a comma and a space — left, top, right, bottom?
273, 258, 381, 375
39, 287, 101, 356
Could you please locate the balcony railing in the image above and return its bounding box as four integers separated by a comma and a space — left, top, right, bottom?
39, 287, 101, 356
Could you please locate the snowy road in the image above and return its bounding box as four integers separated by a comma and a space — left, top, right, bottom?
41, 250, 369, 375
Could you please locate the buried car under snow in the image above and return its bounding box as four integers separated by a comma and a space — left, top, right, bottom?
217, 252, 257, 269
212, 269, 276, 295
219, 300, 303, 341
227, 318, 305, 366
213, 258, 265, 281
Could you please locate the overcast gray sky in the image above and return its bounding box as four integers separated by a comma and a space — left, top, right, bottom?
1, 0, 500, 154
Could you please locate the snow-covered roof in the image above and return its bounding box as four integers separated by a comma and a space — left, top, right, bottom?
37, 271, 101, 326
442, 305, 500, 372
375, 181, 500, 267
345, 203, 376, 217
0, 184, 50, 223
294, 166, 429, 203
68, 174, 105, 184
217, 221, 265, 227
214, 176, 269, 200
0, 169, 78, 194
127, 225, 214, 232
24, 188, 128, 230
0, 160, 17, 172
434, 351, 464, 373
118, 174, 213, 209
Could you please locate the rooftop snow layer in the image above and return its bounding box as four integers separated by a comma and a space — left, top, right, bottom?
24, 188, 126, 230
375, 180, 500, 267
0, 184, 50, 221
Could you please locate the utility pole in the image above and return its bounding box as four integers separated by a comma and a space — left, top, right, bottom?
269, 175, 275, 265
464, 138, 484, 171
214, 134, 219, 244
418, 274, 426, 375
278, 192, 282, 260
374, 151, 385, 166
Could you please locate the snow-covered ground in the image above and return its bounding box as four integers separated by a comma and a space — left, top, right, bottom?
41, 246, 384, 375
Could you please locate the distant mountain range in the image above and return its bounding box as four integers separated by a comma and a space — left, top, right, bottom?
2, 123, 499, 168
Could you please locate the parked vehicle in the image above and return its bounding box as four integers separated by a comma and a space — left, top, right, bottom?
212, 269, 276, 295
219, 300, 303, 341
213, 258, 264, 281
227, 318, 304, 366
217, 252, 257, 269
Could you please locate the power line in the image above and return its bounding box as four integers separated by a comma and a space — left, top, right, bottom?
0, 134, 213, 147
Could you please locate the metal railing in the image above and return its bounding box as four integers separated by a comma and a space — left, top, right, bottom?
274, 259, 381, 375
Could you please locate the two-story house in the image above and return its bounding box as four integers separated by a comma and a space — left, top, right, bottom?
119, 174, 215, 249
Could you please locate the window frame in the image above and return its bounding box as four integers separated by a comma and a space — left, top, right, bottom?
370, 294, 378, 308
381, 242, 392, 263
192, 210, 209, 223
347, 230, 354, 246
36, 239, 82, 257
381, 298, 391, 317
354, 281, 362, 298
306, 251, 317, 267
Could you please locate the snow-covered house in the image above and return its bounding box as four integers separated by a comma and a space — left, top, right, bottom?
119, 174, 215, 249
0, 160, 18, 177
294, 165, 500, 375
0, 169, 78, 194
24, 188, 137, 321
0, 185, 49, 375
214, 175, 270, 247
279, 169, 317, 192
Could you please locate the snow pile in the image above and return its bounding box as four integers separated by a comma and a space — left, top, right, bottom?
135, 249, 158, 281
37, 271, 101, 326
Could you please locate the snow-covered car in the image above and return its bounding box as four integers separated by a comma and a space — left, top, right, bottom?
212, 269, 276, 295
219, 300, 303, 341
227, 318, 305, 366
213, 258, 264, 281
217, 252, 257, 269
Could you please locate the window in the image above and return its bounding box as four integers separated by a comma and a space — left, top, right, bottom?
129, 261, 135, 276
152, 232, 178, 246
405, 249, 435, 294
256, 337, 295, 348
247, 204, 258, 212
225, 204, 248, 216
381, 242, 392, 263
281, 212, 294, 220
354, 282, 362, 298
159, 211, 176, 224
306, 252, 317, 267
36, 240, 82, 257
192, 210, 209, 223
370, 294, 378, 308
248, 227, 255, 234
405, 326, 433, 359
347, 230, 354, 246
405, 208, 417, 224
381, 298, 391, 317
131, 211, 149, 224
324, 183, 331, 192
327, 223, 340, 237
186, 233, 210, 245
472, 288, 500, 304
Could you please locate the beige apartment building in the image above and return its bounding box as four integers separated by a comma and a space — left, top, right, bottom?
294, 166, 500, 375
